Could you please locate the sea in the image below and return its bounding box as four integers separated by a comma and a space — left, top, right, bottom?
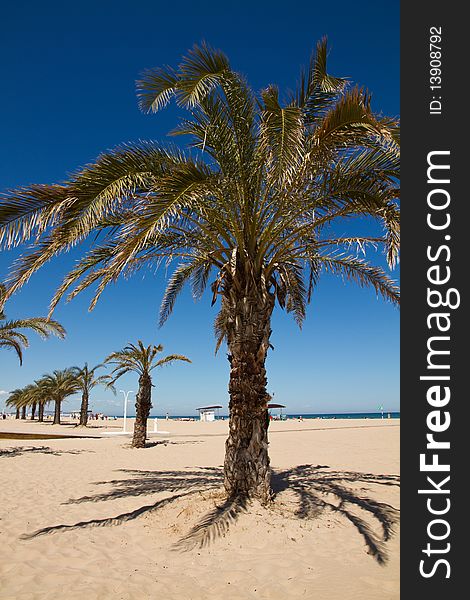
109, 412, 400, 420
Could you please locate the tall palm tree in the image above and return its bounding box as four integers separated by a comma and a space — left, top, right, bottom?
40, 369, 80, 425
0, 285, 65, 365
105, 341, 190, 447
72, 363, 114, 426
0, 41, 399, 501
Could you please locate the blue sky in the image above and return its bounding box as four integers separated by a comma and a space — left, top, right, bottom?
0, 0, 400, 415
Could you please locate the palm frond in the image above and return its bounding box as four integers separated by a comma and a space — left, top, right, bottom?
318, 253, 400, 306
260, 86, 304, 185
159, 262, 198, 327
314, 87, 392, 149
177, 42, 230, 107
137, 65, 179, 113
154, 354, 191, 369
0, 184, 70, 249
0, 337, 24, 364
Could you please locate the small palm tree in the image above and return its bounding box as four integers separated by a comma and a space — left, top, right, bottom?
6, 388, 27, 419
5, 384, 39, 419
29, 379, 51, 422
0, 285, 65, 365
72, 363, 115, 426
105, 341, 190, 447
40, 369, 80, 425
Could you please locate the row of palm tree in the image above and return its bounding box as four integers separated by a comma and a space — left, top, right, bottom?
5, 341, 190, 447
0, 40, 400, 501
6, 368, 80, 424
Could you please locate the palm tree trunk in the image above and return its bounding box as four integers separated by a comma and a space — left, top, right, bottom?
53, 399, 61, 425
132, 374, 152, 448
21, 405, 26, 419
15, 408, 20, 419
223, 288, 275, 504
38, 403, 44, 422
31, 402, 37, 420
79, 391, 89, 426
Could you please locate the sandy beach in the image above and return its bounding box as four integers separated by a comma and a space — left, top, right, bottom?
0, 418, 399, 599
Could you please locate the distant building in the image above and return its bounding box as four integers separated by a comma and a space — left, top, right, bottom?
268, 403, 287, 420
196, 405, 223, 422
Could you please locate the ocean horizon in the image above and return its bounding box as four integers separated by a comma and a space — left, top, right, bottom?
104, 411, 400, 420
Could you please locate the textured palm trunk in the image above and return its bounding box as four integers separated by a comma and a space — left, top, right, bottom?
132, 374, 152, 448
38, 403, 44, 422
223, 287, 275, 504
53, 399, 61, 425
21, 405, 26, 419
31, 402, 37, 420
79, 391, 89, 426
15, 408, 20, 419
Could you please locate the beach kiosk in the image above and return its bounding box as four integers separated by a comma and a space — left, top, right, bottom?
196, 405, 222, 422
268, 403, 287, 420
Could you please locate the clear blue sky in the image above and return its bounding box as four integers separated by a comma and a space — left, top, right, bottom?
0, 0, 400, 416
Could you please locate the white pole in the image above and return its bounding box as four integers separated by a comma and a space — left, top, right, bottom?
120, 390, 134, 433
154, 417, 158, 432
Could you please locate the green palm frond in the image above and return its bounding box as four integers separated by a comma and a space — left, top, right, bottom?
318, 253, 400, 306
314, 87, 392, 149
159, 262, 199, 327
177, 42, 231, 107
292, 38, 347, 125
278, 262, 308, 326
2, 317, 65, 339
260, 86, 304, 185
0, 184, 69, 249
137, 65, 179, 113
0, 337, 24, 364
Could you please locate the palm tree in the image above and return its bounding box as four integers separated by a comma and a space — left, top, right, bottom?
6, 388, 26, 418
0, 41, 399, 501
40, 369, 80, 425
28, 376, 61, 422
72, 363, 114, 426
5, 384, 37, 419
105, 341, 190, 447
28, 379, 51, 422
0, 285, 65, 365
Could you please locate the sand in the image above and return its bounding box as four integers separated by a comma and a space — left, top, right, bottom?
0, 418, 400, 599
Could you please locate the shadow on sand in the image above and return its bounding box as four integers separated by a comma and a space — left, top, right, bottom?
0, 446, 94, 458
20, 465, 399, 563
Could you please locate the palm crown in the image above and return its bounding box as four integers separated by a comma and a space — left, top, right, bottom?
72, 363, 114, 394
105, 341, 191, 381
6, 386, 33, 411
0, 39, 399, 335
0, 285, 66, 365
6, 381, 46, 413
41, 368, 80, 401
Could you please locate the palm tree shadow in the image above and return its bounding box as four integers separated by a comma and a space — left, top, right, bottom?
271, 465, 400, 564
20, 464, 399, 564
1, 446, 94, 458
143, 440, 203, 448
